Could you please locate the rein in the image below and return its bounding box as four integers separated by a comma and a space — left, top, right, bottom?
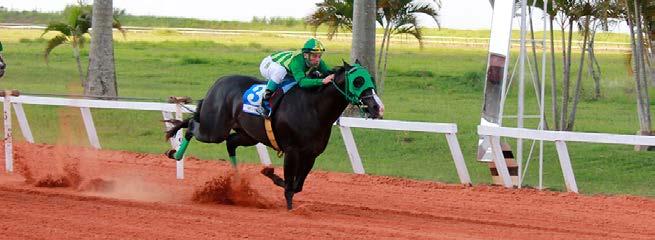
329, 68, 377, 118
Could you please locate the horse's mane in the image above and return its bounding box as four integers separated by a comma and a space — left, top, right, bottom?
315, 64, 349, 92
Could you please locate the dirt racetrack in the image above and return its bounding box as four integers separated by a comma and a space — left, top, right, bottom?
0, 142, 654, 239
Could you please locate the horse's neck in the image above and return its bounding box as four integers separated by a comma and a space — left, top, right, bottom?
312, 83, 349, 125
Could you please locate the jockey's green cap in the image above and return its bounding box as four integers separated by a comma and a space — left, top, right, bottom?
301, 38, 325, 53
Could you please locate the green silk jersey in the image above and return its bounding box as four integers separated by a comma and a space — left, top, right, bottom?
269, 51, 331, 88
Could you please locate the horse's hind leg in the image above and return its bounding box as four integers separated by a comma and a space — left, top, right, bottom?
261, 167, 284, 187
164, 119, 193, 161
171, 131, 194, 160
225, 131, 257, 167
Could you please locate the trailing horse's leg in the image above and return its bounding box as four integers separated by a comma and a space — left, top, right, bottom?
261, 167, 285, 187
283, 150, 300, 210
293, 156, 317, 193
164, 119, 192, 160
172, 131, 194, 160
225, 131, 257, 168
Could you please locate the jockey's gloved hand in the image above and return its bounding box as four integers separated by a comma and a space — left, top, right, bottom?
308, 70, 322, 78
322, 74, 335, 84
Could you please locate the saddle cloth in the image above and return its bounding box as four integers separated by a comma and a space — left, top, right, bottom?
242, 79, 297, 116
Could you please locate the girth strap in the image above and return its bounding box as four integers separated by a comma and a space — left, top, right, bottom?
264, 118, 284, 157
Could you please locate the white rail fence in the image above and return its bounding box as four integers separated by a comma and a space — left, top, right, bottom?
478, 125, 655, 192
1, 95, 471, 184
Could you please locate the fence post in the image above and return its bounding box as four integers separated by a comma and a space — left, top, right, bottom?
485, 135, 513, 187
554, 140, 578, 193
80, 107, 101, 149
2, 90, 15, 172
339, 125, 365, 174
445, 133, 471, 185
12, 102, 33, 143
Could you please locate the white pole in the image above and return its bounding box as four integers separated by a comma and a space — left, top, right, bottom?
175, 104, 184, 179
539, 0, 549, 190
517, 0, 527, 187
3, 92, 13, 172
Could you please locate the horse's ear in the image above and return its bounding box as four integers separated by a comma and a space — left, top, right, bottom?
342, 59, 351, 67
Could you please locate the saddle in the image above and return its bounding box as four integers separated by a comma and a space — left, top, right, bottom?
242, 79, 297, 117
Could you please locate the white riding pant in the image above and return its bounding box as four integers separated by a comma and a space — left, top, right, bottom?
259, 56, 288, 84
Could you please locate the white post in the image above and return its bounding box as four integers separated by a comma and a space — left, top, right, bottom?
539, 0, 549, 190
517, 0, 527, 188
3, 94, 13, 172
12, 103, 34, 143
339, 125, 365, 174
162, 111, 183, 179
486, 135, 513, 187
255, 143, 272, 166
80, 107, 101, 149
554, 140, 578, 193
445, 133, 471, 184
175, 105, 184, 179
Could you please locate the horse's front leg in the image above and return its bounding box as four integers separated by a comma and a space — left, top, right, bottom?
282, 150, 300, 210
293, 155, 317, 193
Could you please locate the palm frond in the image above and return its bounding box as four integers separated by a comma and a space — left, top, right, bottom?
306, 0, 353, 40
113, 17, 127, 39
42, 22, 72, 37
44, 34, 69, 63
407, 1, 441, 28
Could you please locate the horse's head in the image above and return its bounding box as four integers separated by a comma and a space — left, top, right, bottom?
333, 60, 385, 119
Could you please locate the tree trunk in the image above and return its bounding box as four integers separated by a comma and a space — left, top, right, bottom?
72, 40, 85, 88
550, 17, 559, 130
344, 0, 377, 117
587, 27, 602, 99
528, 6, 549, 130
375, 26, 387, 81
376, 22, 393, 95
351, 0, 376, 79
566, 14, 591, 131
559, 23, 571, 129
633, 0, 653, 136
381, 30, 392, 94
86, 0, 117, 98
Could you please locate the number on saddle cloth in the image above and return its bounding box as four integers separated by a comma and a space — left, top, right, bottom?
242, 79, 297, 116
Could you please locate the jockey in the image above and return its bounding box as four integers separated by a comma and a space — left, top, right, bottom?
258, 37, 335, 117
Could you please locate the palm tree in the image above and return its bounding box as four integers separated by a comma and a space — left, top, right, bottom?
375, 0, 441, 95
43, 4, 92, 86
306, 0, 442, 95
42, 3, 125, 89
623, 0, 652, 147
86, 0, 118, 97
306, 0, 354, 40
351, 0, 376, 73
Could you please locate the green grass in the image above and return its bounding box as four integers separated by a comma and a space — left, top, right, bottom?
0, 8, 631, 44
0, 28, 653, 197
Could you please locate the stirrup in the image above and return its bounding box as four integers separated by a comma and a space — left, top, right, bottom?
257, 106, 271, 118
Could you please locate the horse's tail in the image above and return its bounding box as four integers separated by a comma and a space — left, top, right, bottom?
164, 118, 189, 140
163, 99, 203, 140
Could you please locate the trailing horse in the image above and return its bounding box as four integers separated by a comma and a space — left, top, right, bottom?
165, 61, 384, 209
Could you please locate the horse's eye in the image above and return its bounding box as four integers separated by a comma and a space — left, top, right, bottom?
353, 77, 364, 88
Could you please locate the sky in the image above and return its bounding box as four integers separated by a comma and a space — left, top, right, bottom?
0, 0, 499, 30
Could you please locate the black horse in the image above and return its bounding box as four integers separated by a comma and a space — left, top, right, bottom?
0, 53, 6, 78
165, 61, 384, 209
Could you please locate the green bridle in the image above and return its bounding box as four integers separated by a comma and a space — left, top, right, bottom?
331, 64, 377, 105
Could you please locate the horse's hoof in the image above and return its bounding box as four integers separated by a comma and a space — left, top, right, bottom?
260, 167, 274, 176
165, 149, 176, 159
